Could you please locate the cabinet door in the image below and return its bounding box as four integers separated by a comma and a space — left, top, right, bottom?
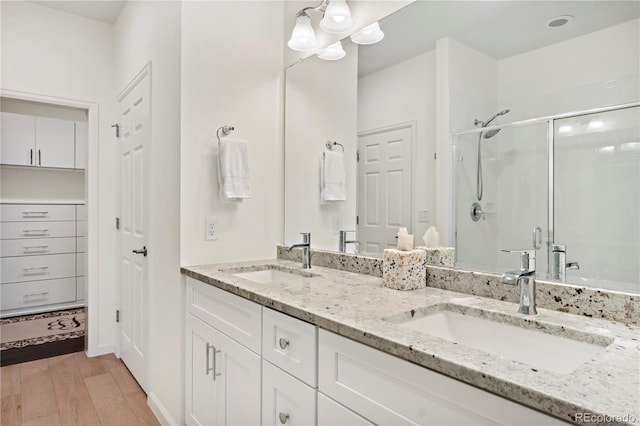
262, 361, 316, 426
35, 117, 75, 168
185, 314, 220, 426
1, 112, 35, 166
75, 121, 87, 169
216, 325, 261, 425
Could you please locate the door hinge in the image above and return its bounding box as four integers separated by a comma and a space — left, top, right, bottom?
356, 215, 359, 225
116, 217, 120, 230
116, 310, 120, 323
357, 150, 360, 162
111, 123, 120, 138
434, 152, 437, 160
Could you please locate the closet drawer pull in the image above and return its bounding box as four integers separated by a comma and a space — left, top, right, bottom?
23, 245, 49, 252
23, 291, 49, 298
23, 229, 49, 236
22, 211, 49, 218
23, 266, 49, 274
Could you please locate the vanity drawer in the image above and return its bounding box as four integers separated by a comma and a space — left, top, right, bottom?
1, 278, 76, 310
0, 204, 75, 222
0, 237, 76, 258
262, 360, 316, 426
263, 307, 317, 386
1, 253, 76, 284
1, 221, 76, 239
186, 277, 262, 354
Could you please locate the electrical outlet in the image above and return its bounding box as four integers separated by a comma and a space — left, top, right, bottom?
205, 217, 217, 241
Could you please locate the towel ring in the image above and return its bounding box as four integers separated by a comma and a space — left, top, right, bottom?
325, 141, 344, 152
216, 125, 235, 141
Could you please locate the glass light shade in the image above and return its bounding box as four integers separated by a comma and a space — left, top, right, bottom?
319, 0, 354, 33
317, 41, 346, 61
288, 14, 318, 51
350, 21, 384, 45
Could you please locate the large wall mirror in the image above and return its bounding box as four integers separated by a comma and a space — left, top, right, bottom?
284, 1, 640, 294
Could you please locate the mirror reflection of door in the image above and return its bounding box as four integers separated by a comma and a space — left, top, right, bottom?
357, 124, 413, 256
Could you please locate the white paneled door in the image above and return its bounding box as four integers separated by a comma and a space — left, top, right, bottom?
117, 66, 150, 392
357, 125, 413, 256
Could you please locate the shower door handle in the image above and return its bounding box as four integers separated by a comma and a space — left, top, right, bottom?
532, 227, 542, 250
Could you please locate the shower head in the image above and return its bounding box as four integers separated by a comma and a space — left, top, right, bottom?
479, 109, 510, 138
484, 109, 510, 126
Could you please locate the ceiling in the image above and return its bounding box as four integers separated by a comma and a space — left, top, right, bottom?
29, 0, 126, 24
358, 1, 640, 77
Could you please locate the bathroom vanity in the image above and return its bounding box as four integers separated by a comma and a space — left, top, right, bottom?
181, 254, 639, 425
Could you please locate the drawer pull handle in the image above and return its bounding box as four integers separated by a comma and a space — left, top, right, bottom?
23, 266, 49, 274
206, 343, 215, 376
22, 211, 49, 217
24, 291, 49, 298
279, 338, 290, 349
23, 245, 49, 252
206, 343, 221, 381
279, 412, 290, 424
23, 229, 49, 236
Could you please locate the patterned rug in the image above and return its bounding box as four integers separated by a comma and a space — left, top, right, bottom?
0, 308, 85, 365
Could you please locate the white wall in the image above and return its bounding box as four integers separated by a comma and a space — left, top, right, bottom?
180, 1, 284, 266
114, 1, 182, 422
358, 50, 436, 242
285, 41, 358, 251
0, 0, 116, 353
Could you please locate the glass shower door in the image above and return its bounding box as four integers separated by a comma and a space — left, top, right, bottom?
553, 106, 640, 292
454, 121, 549, 275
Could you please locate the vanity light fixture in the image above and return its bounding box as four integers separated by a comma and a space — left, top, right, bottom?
288, 0, 353, 52
317, 41, 346, 60
350, 21, 384, 45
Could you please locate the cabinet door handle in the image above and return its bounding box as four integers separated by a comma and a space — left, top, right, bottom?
279, 338, 290, 349
206, 343, 215, 376
38, 149, 42, 166
279, 412, 290, 424
29, 148, 33, 165
212, 345, 221, 381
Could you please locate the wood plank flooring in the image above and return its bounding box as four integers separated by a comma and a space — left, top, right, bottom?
0, 352, 159, 426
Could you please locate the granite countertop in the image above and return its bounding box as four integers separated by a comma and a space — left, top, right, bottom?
182, 259, 640, 425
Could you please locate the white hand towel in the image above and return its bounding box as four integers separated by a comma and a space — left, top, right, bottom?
218, 137, 251, 201
321, 150, 347, 203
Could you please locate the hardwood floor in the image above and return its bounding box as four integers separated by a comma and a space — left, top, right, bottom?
0, 352, 159, 426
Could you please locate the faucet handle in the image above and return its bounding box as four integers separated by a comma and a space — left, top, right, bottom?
300, 232, 310, 244
501, 249, 536, 270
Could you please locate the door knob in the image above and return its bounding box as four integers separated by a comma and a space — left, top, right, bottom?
132, 246, 147, 257
279, 412, 290, 424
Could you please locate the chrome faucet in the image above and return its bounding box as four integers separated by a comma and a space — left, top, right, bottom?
551, 244, 580, 282
338, 230, 359, 253
501, 249, 537, 315
288, 232, 311, 269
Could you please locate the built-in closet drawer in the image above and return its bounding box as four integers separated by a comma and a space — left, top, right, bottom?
261, 360, 316, 426
0, 221, 76, 239
186, 277, 262, 354
76, 276, 85, 300
1, 278, 77, 310
1, 253, 76, 284
263, 307, 317, 386
0, 204, 75, 222
1, 237, 76, 257
76, 253, 85, 277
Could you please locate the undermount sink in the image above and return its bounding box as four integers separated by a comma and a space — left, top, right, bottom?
224, 265, 318, 284
387, 304, 613, 374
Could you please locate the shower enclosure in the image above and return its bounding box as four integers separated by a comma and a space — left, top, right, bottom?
453, 102, 640, 294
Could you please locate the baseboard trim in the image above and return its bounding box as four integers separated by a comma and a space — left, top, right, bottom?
148, 392, 178, 426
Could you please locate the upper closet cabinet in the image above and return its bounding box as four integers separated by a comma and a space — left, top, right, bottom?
1, 112, 85, 169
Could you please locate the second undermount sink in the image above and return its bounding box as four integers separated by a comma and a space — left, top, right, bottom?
387, 304, 613, 374
224, 264, 318, 284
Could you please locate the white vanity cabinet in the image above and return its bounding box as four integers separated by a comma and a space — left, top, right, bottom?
185, 277, 262, 426
0, 112, 85, 169
318, 330, 569, 426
